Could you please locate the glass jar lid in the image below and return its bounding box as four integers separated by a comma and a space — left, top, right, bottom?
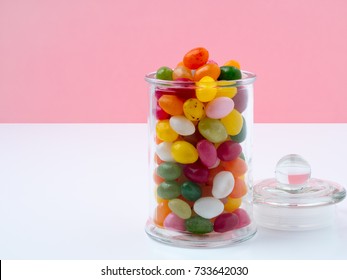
253, 154, 346, 230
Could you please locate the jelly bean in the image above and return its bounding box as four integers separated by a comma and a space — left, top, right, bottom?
183, 98, 205, 121
156, 142, 175, 162
168, 198, 192, 219
155, 103, 170, 120
218, 66, 242, 81
205, 97, 234, 119
217, 140, 242, 161
183, 47, 209, 70
229, 177, 247, 198
194, 63, 221, 81
215, 81, 238, 98
220, 110, 243, 136
171, 141, 198, 164
239, 151, 245, 160
193, 197, 224, 219
212, 171, 235, 199
183, 162, 209, 184
185, 216, 213, 234
156, 120, 178, 142
223, 60, 241, 69
181, 181, 202, 201
158, 95, 184, 116
173, 65, 193, 80
157, 181, 181, 200
156, 162, 182, 181
224, 197, 242, 212
230, 117, 247, 143
233, 86, 248, 113
214, 213, 239, 233
233, 208, 251, 229
156, 66, 173, 80
196, 139, 217, 168
169, 115, 195, 136
222, 158, 248, 177
198, 118, 228, 143
155, 87, 195, 100
163, 213, 186, 231
154, 201, 171, 227
195, 76, 217, 102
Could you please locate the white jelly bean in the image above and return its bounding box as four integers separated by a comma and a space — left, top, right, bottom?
156, 142, 175, 162
169, 115, 195, 136
205, 97, 234, 119
193, 197, 224, 219
212, 171, 235, 199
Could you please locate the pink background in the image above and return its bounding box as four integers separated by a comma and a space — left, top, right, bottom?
1, 0, 346, 123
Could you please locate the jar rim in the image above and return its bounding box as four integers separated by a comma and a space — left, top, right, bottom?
145, 70, 256, 86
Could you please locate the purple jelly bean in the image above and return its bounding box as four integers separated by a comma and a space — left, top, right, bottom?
233, 86, 248, 113
214, 213, 239, 233
197, 140, 217, 168
217, 141, 242, 161
183, 162, 209, 183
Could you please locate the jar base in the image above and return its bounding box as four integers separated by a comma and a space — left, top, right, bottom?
145, 220, 257, 248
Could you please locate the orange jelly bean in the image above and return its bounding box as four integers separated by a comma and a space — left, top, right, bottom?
194, 63, 221, 81
222, 157, 248, 177
158, 95, 184, 115
154, 200, 171, 227
229, 177, 247, 198
153, 172, 165, 185
172, 65, 193, 80
183, 47, 209, 70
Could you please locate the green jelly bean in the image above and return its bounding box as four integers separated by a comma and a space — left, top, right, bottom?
157, 181, 181, 200
181, 181, 202, 201
198, 118, 228, 143
185, 216, 214, 234
156, 66, 173, 80
231, 117, 247, 143
156, 162, 182, 181
218, 66, 242, 81
168, 198, 192, 219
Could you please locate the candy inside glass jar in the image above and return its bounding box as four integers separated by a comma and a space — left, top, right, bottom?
145, 47, 257, 247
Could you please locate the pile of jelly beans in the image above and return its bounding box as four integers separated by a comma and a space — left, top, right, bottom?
153, 47, 250, 234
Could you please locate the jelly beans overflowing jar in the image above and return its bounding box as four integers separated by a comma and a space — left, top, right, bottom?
145, 47, 256, 247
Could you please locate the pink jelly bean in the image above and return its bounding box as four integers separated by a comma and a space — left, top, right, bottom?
205, 97, 234, 119
183, 162, 209, 183
233, 208, 251, 229
196, 140, 217, 168
163, 213, 186, 231
217, 141, 242, 161
214, 213, 239, 233
232, 86, 248, 113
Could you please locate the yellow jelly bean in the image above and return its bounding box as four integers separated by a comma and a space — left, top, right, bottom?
156, 120, 178, 142
195, 76, 217, 102
221, 109, 243, 136
224, 197, 242, 212
171, 140, 198, 164
224, 60, 241, 69
216, 81, 237, 98
183, 98, 206, 121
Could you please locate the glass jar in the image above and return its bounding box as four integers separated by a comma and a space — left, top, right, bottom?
145, 71, 256, 247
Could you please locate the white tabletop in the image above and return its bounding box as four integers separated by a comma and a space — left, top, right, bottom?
0, 123, 346, 259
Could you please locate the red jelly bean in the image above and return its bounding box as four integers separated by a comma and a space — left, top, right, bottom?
183, 47, 209, 70
183, 162, 209, 184
214, 213, 239, 233
217, 141, 242, 161
233, 208, 251, 229
197, 139, 217, 168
